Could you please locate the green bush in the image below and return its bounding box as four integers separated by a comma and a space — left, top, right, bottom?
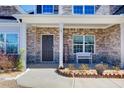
67, 64, 75, 70
15, 49, 25, 71
112, 66, 120, 71
79, 64, 89, 70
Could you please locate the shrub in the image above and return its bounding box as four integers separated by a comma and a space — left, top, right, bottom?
15, 49, 24, 71
79, 64, 89, 70
0, 54, 14, 70
95, 63, 107, 75
103, 64, 109, 69
67, 64, 75, 70
112, 66, 120, 71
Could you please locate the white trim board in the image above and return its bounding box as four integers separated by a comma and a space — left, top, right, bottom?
13, 15, 124, 24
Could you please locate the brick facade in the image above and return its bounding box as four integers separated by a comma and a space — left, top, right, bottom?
27, 27, 60, 64
27, 25, 120, 65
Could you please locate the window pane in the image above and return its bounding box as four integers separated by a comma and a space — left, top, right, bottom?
73, 6, 83, 14
74, 45, 83, 53
43, 5, 53, 13
85, 45, 94, 53
0, 43, 4, 53
54, 5, 59, 14
6, 34, 18, 43
85, 36, 94, 44
6, 44, 18, 54
73, 36, 83, 44
84, 5, 94, 14
0, 34, 4, 43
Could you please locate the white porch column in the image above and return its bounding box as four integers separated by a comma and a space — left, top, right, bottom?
20, 23, 27, 70
59, 23, 64, 68
120, 23, 124, 68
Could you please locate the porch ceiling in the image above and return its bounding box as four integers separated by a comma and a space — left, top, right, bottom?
13, 14, 124, 24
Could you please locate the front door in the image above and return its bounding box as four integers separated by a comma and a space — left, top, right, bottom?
42, 35, 53, 61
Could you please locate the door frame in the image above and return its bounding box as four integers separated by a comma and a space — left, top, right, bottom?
40, 34, 55, 62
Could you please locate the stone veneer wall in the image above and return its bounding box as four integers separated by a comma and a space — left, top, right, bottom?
27, 25, 120, 65
27, 27, 59, 64
103, 25, 120, 65
61, 5, 72, 15
95, 5, 111, 15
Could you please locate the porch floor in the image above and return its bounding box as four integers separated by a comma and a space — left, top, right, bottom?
27, 63, 114, 69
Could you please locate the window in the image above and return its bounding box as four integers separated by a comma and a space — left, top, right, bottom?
0, 33, 19, 54
73, 35, 95, 53
73, 5, 95, 15
6, 34, 18, 54
0, 34, 5, 53
85, 36, 94, 53
73, 6, 83, 14
43, 5, 53, 14
84, 5, 95, 14
36, 5, 59, 14
73, 36, 83, 53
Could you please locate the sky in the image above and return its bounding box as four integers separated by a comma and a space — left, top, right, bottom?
20, 5, 34, 12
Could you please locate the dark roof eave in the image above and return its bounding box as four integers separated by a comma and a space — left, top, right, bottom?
0, 16, 17, 20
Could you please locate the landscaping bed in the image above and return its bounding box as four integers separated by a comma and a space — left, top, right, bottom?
56, 64, 124, 78
56, 69, 124, 78
0, 71, 22, 78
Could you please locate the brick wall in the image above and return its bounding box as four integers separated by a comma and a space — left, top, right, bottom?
27, 27, 59, 63
27, 25, 120, 65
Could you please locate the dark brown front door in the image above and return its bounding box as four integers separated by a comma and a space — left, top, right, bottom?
42, 35, 53, 61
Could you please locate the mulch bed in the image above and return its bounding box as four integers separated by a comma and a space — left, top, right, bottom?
0, 71, 22, 78
56, 69, 124, 78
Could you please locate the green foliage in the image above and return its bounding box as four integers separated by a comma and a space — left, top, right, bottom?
16, 49, 25, 71
67, 64, 75, 70
79, 64, 89, 70
103, 64, 109, 69
112, 66, 120, 71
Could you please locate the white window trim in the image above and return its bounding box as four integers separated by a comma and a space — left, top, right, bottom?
72, 5, 95, 15
0, 32, 19, 55
72, 35, 95, 54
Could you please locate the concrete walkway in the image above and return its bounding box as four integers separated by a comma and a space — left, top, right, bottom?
17, 69, 124, 88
